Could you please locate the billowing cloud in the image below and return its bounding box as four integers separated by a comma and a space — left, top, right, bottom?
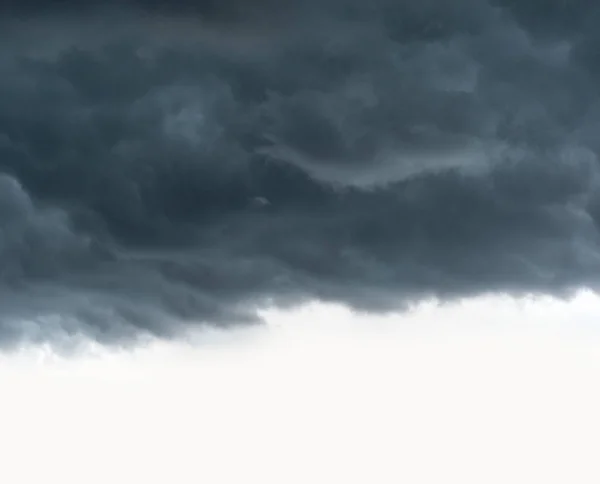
2, 0, 600, 346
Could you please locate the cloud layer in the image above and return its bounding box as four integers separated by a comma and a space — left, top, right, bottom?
2, 0, 600, 345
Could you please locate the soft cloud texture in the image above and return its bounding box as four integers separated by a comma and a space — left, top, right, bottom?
2, 0, 600, 344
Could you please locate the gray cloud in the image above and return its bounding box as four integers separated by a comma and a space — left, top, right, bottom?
2, 0, 600, 346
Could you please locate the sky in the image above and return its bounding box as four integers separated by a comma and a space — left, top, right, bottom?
2, 0, 600, 343
2, 294, 600, 483
3, 1, 600, 481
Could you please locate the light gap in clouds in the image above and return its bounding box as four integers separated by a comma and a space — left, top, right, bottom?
1, 292, 600, 483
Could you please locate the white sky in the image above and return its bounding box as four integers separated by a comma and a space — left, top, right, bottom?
1, 292, 600, 483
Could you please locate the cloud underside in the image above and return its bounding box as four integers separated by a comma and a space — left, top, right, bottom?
2, 0, 600, 345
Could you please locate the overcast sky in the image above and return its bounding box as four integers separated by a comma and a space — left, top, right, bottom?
1, 0, 600, 344
2, 2, 600, 482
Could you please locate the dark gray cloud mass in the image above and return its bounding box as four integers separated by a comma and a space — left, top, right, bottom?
1, 0, 600, 346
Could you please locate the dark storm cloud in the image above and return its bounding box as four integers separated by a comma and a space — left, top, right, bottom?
2, 0, 600, 346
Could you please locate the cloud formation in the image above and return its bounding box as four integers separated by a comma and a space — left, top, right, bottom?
2, 0, 600, 345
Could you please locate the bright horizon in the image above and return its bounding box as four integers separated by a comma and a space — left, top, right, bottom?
2, 292, 600, 483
